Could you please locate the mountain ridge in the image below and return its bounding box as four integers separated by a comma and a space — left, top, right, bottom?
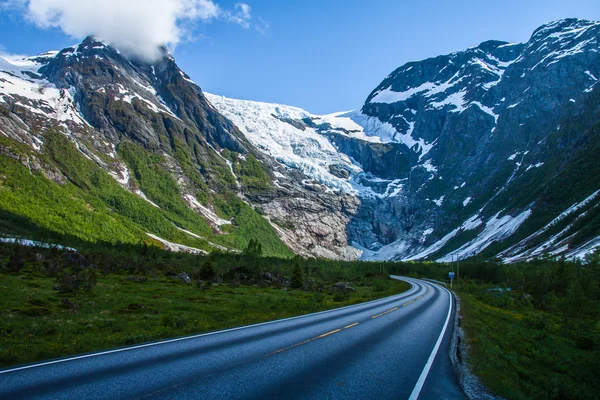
1, 18, 599, 262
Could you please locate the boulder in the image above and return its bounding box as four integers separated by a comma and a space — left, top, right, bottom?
330, 282, 355, 292
176, 272, 191, 283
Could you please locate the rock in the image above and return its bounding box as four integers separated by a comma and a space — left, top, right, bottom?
264, 272, 273, 281
330, 282, 355, 292
175, 272, 191, 283
328, 164, 350, 179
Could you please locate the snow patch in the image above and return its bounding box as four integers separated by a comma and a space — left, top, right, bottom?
184, 194, 232, 227
146, 233, 207, 255
135, 190, 159, 208
437, 209, 532, 261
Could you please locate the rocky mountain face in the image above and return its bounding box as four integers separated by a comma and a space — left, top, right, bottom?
0, 37, 357, 259
355, 18, 600, 262
1, 19, 599, 262
209, 18, 600, 262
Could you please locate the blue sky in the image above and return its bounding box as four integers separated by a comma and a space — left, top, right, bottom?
1, 0, 599, 114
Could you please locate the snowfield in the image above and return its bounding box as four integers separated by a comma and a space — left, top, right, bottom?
205, 93, 436, 197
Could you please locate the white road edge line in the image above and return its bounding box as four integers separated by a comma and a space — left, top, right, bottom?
0, 279, 420, 375
408, 282, 453, 400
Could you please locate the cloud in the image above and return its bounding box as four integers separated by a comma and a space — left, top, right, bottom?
5, 0, 255, 61
227, 3, 251, 29
255, 17, 270, 36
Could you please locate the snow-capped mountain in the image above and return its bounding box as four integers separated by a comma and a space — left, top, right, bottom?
208, 18, 600, 262
355, 18, 600, 262
1, 19, 600, 262
0, 37, 358, 259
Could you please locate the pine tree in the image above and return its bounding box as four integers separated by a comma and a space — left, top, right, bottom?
200, 259, 215, 280
291, 259, 304, 289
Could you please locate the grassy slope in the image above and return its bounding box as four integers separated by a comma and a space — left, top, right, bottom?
0, 134, 292, 257
0, 270, 409, 368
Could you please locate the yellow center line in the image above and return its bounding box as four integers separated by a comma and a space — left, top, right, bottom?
266, 339, 311, 356
403, 299, 415, 307
314, 328, 341, 339
416, 295, 423, 300
372, 306, 399, 319
344, 322, 359, 329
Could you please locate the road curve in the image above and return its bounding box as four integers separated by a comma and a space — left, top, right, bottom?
0, 277, 465, 399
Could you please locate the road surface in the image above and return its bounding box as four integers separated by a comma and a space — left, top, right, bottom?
0, 277, 465, 399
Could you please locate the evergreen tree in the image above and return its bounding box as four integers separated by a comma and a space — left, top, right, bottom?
291, 259, 304, 289
200, 259, 215, 280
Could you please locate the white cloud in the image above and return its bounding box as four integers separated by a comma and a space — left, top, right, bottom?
228, 3, 251, 28
6, 0, 255, 61
255, 17, 269, 35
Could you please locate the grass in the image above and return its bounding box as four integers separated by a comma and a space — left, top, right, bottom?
0, 269, 409, 368
457, 286, 600, 400
0, 133, 293, 258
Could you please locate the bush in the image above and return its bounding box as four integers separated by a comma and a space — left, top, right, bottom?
314, 293, 325, 303
55, 264, 98, 293
333, 291, 350, 302
373, 279, 390, 292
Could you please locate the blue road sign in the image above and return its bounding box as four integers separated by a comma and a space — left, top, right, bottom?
448, 272, 455, 279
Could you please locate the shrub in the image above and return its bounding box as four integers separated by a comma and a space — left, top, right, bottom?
333, 291, 350, 302
291, 261, 304, 289
314, 293, 325, 303
373, 279, 390, 292
55, 264, 98, 293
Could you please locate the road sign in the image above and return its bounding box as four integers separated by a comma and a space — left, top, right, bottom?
448, 272, 455, 279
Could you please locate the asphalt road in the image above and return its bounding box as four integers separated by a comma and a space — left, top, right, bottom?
0, 277, 466, 399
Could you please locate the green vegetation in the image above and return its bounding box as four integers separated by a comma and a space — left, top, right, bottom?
453, 260, 600, 400
233, 154, 272, 190
0, 135, 292, 257
0, 242, 409, 368
291, 260, 304, 289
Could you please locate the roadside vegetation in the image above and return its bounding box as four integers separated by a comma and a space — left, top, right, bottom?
454, 260, 600, 400
0, 241, 409, 368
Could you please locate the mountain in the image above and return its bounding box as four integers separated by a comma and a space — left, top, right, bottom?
1, 19, 599, 262
208, 18, 600, 262
0, 37, 357, 259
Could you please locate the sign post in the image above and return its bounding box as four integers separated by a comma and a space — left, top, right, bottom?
448, 271, 455, 288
